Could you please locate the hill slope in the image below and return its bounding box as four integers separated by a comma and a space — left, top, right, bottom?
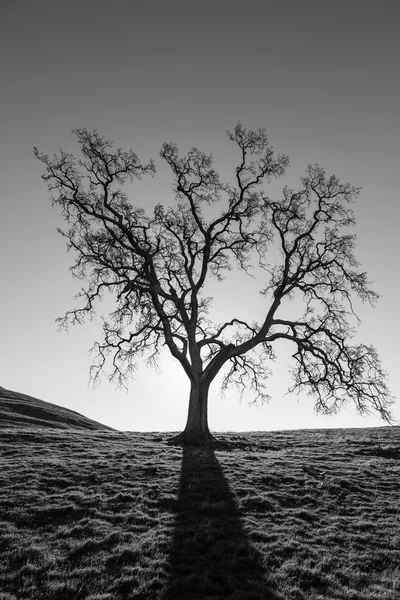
0, 386, 113, 430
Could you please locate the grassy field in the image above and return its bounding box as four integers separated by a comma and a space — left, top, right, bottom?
1, 426, 399, 600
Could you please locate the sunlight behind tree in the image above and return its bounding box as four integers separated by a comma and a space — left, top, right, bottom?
34, 124, 395, 443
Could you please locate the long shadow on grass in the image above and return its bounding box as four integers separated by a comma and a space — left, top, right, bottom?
162, 444, 280, 600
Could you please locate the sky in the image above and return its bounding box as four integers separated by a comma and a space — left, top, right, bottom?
1, 0, 399, 432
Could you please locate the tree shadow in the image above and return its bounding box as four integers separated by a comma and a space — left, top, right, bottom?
162, 443, 281, 600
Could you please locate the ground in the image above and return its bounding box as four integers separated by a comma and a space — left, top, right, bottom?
1, 426, 399, 599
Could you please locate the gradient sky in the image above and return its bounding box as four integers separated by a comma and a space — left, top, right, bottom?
1, 0, 399, 432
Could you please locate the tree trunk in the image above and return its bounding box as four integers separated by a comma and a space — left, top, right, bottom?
178, 380, 213, 444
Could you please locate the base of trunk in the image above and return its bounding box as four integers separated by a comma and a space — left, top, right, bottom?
166, 430, 215, 446
169, 381, 212, 446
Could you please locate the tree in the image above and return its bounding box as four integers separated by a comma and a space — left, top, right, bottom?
34, 124, 395, 443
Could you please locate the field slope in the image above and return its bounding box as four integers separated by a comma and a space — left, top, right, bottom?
1, 424, 399, 599
0, 386, 113, 430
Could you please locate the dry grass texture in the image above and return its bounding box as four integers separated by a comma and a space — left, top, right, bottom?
1, 427, 399, 599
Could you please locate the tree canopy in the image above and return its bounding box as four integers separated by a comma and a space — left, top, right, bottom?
34, 124, 395, 442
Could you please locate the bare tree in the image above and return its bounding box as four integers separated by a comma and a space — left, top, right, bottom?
34, 124, 395, 443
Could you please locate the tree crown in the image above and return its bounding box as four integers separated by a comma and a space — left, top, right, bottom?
34, 124, 395, 423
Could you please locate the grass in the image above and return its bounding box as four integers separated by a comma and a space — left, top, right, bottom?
0, 387, 114, 430
1, 426, 400, 599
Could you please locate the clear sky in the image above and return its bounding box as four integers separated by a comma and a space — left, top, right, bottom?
1, 0, 399, 432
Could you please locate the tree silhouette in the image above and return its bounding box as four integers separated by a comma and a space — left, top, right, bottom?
34, 124, 394, 442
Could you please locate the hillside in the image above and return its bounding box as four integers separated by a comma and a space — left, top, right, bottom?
1, 426, 399, 599
0, 386, 113, 430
